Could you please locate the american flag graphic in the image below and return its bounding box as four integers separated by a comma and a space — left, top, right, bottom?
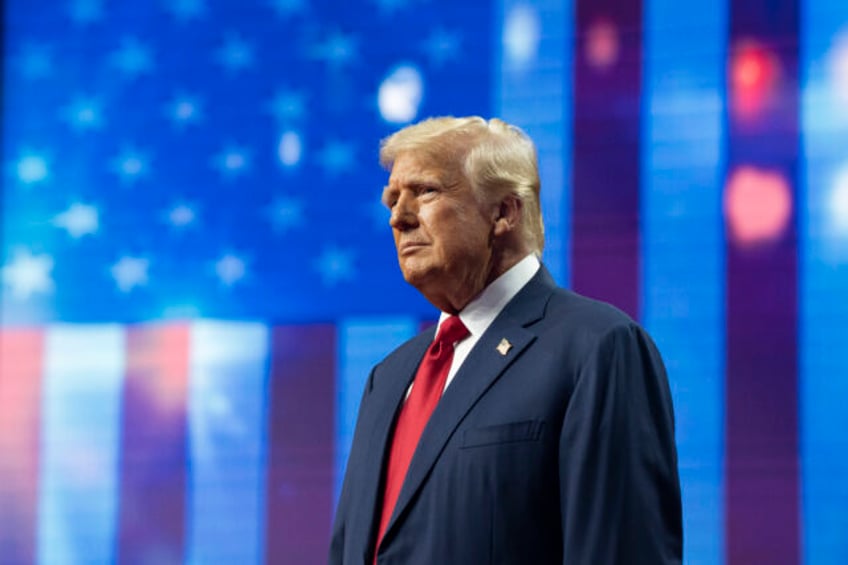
2, 0, 848, 563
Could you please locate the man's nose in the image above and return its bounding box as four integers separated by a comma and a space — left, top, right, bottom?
389, 192, 417, 230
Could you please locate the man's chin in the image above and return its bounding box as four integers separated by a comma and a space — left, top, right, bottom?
400, 270, 426, 287
399, 265, 437, 290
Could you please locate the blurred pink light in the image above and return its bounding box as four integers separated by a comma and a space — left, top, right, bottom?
730, 41, 780, 119
585, 19, 619, 71
724, 166, 792, 246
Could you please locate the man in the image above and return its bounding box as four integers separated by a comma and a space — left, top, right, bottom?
329, 117, 682, 564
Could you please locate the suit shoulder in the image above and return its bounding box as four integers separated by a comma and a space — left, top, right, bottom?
539, 288, 664, 360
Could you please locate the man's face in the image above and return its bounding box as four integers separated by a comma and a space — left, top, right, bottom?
383, 152, 497, 312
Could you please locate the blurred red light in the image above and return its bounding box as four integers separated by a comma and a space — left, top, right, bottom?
585, 19, 619, 71
730, 41, 779, 119
724, 166, 792, 246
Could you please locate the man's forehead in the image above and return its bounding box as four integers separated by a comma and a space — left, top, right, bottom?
388, 152, 459, 185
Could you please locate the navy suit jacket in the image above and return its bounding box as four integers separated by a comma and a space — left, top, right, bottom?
329, 266, 682, 564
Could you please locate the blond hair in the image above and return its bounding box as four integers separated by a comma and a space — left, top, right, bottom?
379, 116, 545, 254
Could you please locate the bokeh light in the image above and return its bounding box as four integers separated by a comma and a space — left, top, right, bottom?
830, 166, 848, 236
503, 4, 540, 67
378, 64, 424, 124
585, 19, 619, 71
730, 40, 780, 119
828, 30, 848, 109
724, 165, 792, 246
277, 131, 302, 167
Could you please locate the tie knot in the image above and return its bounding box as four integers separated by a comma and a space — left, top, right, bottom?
436, 315, 469, 346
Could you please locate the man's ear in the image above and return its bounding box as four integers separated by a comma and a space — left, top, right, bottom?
493, 195, 522, 237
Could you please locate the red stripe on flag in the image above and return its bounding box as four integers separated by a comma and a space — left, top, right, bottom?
0, 329, 43, 563
117, 323, 190, 564
265, 324, 335, 563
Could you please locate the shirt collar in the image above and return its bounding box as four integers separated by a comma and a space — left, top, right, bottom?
437, 253, 541, 339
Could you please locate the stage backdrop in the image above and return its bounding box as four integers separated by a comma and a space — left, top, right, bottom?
2, 0, 847, 563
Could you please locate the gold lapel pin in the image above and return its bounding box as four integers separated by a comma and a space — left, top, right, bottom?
496, 338, 512, 356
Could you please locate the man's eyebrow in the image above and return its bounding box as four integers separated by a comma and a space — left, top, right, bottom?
381, 177, 446, 206
401, 177, 443, 191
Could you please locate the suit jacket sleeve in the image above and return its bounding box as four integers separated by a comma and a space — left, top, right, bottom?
559, 323, 682, 563
329, 365, 377, 565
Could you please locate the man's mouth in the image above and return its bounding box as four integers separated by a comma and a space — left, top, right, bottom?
399, 242, 427, 255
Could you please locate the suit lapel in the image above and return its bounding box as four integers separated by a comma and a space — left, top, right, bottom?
381, 266, 557, 545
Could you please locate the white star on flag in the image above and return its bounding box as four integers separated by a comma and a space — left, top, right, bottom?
216, 253, 247, 286
52, 203, 100, 238
63, 96, 104, 131
267, 196, 304, 233
213, 145, 251, 177
167, 203, 197, 228
216, 34, 255, 74
111, 256, 150, 293
16, 152, 50, 184
112, 149, 149, 182
422, 28, 461, 67
2, 248, 55, 300
18, 43, 53, 79
111, 37, 154, 77
268, 89, 307, 122
166, 0, 208, 21
268, 0, 306, 18
310, 31, 358, 67
167, 93, 203, 127
69, 0, 104, 25
314, 246, 356, 286
372, 0, 411, 16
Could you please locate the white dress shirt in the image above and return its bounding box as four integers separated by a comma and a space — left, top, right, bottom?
438, 253, 541, 392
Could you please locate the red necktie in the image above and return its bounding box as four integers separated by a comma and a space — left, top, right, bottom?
374, 315, 470, 555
